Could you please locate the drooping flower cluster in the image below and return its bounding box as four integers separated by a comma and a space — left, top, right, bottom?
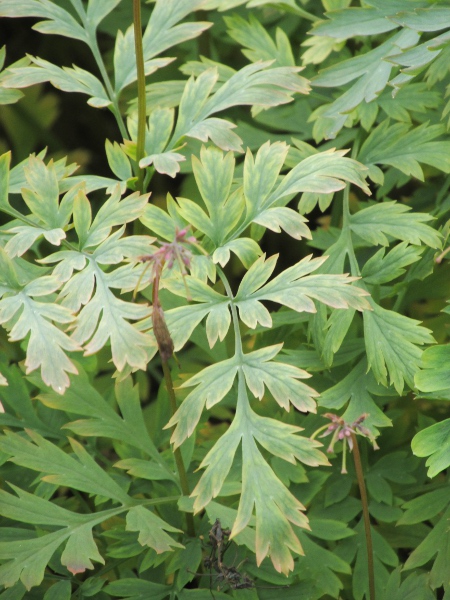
135, 228, 197, 361
312, 413, 379, 473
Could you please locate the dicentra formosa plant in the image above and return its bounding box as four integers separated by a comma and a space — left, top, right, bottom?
0, 1, 449, 598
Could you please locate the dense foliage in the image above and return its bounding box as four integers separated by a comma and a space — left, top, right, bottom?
0, 0, 449, 598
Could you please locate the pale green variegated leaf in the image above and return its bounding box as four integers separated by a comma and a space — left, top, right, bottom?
33, 189, 155, 375
243, 141, 289, 219
249, 409, 328, 469
205, 60, 309, 111
350, 202, 441, 248
5, 156, 74, 244
253, 207, 311, 240
0, 0, 88, 43
140, 152, 185, 178
4, 226, 65, 258
135, 270, 225, 352
191, 146, 237, 244
68, 263, 152, 371
235, 253, 277, 299
205, 302, 231, 346
21, 156, 63, 226
358, 121, 450, 180
60, 174, 125, 195
164, 304, 218, 350
142, 0, 210, 59
319, 358, 393, 436
129, 80, 184, 114
0, 256, 79, 393
177, 147, 244, 243
175, 197, 214, 240
310, 30, 420, 140
126, 506, 183, 553
0, 430, 129, 503
187, 117, 243, 152
164, 275, 226, 304
236, 298, 272, 328
242, 344, 318, 412
92, 229, 154, 265
387, 32, 450, 91
231, 399, 328, 574
8, 151, 77, 195
193, 375, 328, 574
213, 238, 262, 268
302, 35, 345, 66
190, 254, 216, 284
311, 3, 405, 38
171, 63, 310, 149
263, 149, 370, 209
82, 188, 149, 249
0, 48, 27, 105
105, 140, 132, 182
236, 434, 306, 573
180, 56, 235, 81
86, 0, 122, 29
171, 68, 218, 144
166, 355, 239, 448
235, 254, 370, 318
127, 107, 174, 160
361, 242, 423, 285
390, 6, 450, 32
364, 301, 434, 393
3, 56, 110, 107
203, 0, 314, 14
225, 14, 295, 66
192, 423, 242, 513
140, 203, 179, 241
114, 26, 175, 95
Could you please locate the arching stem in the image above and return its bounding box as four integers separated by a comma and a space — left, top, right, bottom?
351, 433, 375, 600
133, 0, 147, 193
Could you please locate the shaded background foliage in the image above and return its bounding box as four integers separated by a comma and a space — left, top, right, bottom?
0, 1, 450, 600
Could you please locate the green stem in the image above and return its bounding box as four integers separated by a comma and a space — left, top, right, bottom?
70, 0, 128, 140
310, 423, 330, 440
392, 287, 407, 313
162, 360, 196, 538
87, 32, 128, 141
342, 185, 361, 277
3, 206, 83, 256
216, 265, 243, 359
351, 433, 375, 600
133, 0, 147, 193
